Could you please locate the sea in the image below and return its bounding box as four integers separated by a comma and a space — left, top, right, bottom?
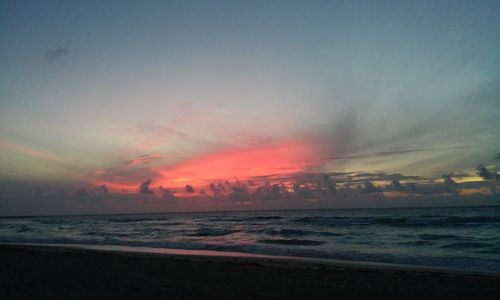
1, 206, 500, 272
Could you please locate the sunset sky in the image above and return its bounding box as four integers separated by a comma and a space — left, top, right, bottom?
1, 1, 499, 214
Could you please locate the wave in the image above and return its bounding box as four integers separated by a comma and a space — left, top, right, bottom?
278, 229, 335, 237
209, 216, 283, 222
441, 242, 495, 249
109, 218, 154, 223
34, 219, 67, 225
400, 241, 436, 246
261, 228, 343, 237
294, 216, 371, 226
207, 217, 242, 222
474, 248, 500, 254
245, 216, 283, 221
83, 231, 150, 238
294, 215, 500, 227
257, 239, 326, 246
443, 216, 500, 224
418, 234, 462, 240
16, 227, 31, 233
187, 228, 240, 237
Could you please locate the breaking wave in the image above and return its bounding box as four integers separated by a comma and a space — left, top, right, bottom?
258, 239, 326, 246
294, 215, 500, 227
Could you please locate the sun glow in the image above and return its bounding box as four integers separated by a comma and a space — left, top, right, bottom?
154, 140, 319, 188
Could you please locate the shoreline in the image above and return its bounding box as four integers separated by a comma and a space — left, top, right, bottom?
2, 242, 499, 277
1, 244, 499, 299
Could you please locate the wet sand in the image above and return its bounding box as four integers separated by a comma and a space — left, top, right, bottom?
1, 244, 499, 299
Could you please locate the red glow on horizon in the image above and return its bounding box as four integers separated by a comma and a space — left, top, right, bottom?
154, 140, 320, 188
91, 139, 321, 194
93, 181, 139, 193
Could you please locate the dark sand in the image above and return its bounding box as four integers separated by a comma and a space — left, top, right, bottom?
1, 245, 499, 299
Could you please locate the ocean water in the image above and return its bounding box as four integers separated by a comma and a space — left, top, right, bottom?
1, 206, 500, 272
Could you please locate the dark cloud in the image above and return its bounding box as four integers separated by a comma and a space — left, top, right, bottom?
159, 186, 176, 200
229, 189, 251, 202
225, 181, 251, 201
3, 166, 500, 216
209, 182, 226, 195
76, 188, 88, 198
322, 175, 337, 193
476, 164, 494, 180
358, 181, 380, 194
475, 163, 499, 180
389, 179, 405, 191
229, 181, 247, 194
185, 184, 195, 193
57, 189, 68, 198
292, 182, 315, 198
97, 185, 108, 193
139, 179, 154, 194
404, 182, 456, 195
45, 48, 68, 62
442, 173, 457, 187
254, 183, 287, 200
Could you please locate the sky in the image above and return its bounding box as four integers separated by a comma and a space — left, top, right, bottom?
1, 0, 499, 215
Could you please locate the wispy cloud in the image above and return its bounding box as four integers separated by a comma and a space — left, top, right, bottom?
136, 120, 188, 138
0, 140, 63, 162
320, 146, 474, 161
45, 47, 68, 62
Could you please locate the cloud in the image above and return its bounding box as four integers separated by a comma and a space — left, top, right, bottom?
0, 139, 62, 162
159, 186, 176, 200
184, 184, 195, 193
139, 179, 154, 194
227, 181, 251, 201
253, 183, 287, 200
321, 146, 474, 161
45, 48, 68, 62
76, 188, 88, 198
57, 189, 68, 198
123, 154, 164, 168
322, 175, 337, 193
404, 181, 457, 195
136, 120, 188, 138
91, 154, 164, 190
357, 181, 380, 194
442, 173, 457, 187
209, 182, 225, 195
389, 179, 405, 191
97, 185, 108, 193
476, 164, 494, 180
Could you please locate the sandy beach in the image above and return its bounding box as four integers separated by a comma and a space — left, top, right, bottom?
1, 244, 499, 299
